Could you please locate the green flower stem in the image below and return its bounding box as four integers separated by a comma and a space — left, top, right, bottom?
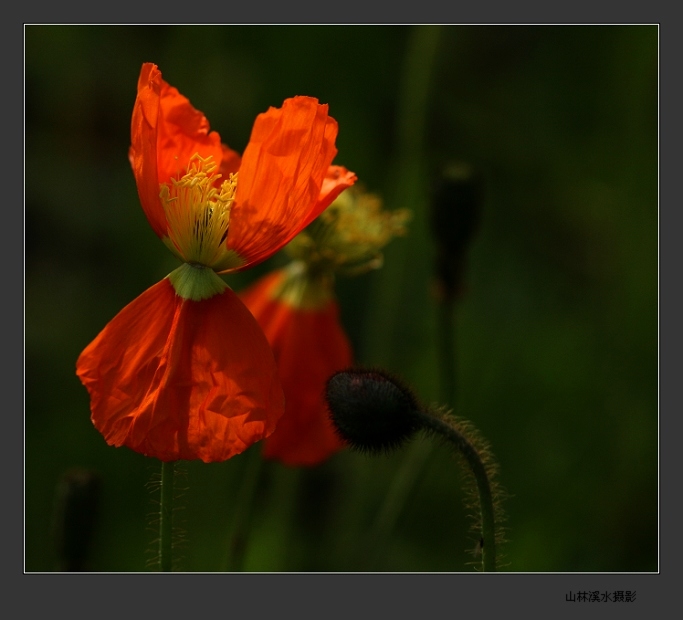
361, 24, 443, 570
159, 460, 175, 572
363, 24, 442, 362
437, 296, 457, 407
414, 409, 497, 572
224, 446, 263, 572
363, 439, 433, 569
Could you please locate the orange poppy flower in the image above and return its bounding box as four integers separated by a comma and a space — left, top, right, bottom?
240, 266, 351, 466
76, 63, 356, 463
240, 185, 410, 466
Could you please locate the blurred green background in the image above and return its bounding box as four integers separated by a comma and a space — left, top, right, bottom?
25, 24, 657, 572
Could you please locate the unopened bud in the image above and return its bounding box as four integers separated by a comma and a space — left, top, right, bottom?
325, 368, 421, 454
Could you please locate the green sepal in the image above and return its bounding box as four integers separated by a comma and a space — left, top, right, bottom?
213, 249, 246, 273
168, 263, 227, 301
272, 261, 335, 309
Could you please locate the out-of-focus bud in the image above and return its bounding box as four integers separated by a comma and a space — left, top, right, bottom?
52, 468, 101, 571
325, 368, 422, 454
287, 184, 411, 277
430, 162, 483, 302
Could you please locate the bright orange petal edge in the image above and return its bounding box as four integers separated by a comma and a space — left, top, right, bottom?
76, 278, 285, 462
129, 63, 241, 241
223, 97, 357, 272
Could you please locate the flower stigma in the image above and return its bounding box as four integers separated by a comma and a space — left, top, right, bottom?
160, 153, 236, 268
161, 153, 242, 301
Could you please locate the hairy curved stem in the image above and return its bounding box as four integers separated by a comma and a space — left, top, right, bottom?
414, 409, 497, 571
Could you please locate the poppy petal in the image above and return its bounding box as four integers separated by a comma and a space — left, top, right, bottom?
130, 63, 237, 240
225, 97, 350, 270
76, 278, 284, 462
307, 165, 358, 229
240, 271, 351, 465
129, 64, 166, 239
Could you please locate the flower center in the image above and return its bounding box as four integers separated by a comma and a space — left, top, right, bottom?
160, 153, 237, 269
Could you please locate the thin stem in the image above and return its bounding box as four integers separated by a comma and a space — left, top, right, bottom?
437, 296, 457, 407
224, 446, 263, 572
363, 25, 442, 363
360, 24, 443, 570
396, 25, 443, 163
362, 439, 433, 569
414, 409, 497, 572
159, 460, 175, 572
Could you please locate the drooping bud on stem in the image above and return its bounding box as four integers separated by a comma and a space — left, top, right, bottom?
325, 368, 503, 571
325, 368, 421, 454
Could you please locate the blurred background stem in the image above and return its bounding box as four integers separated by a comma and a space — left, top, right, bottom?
362, 25, 443, 569
437, 297, 457, 406
223, 445, 263, 571
159, 460, 174, 571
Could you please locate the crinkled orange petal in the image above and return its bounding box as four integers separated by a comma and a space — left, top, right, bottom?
225, 98, 355, 270
129, 63, 241, 240
309, 165, 358, 227
76, 278, 284, 462
240, 271, 352, 466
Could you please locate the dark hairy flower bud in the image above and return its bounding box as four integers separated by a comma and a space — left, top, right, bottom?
325, 368, 422, 454
327, 366, 505, 572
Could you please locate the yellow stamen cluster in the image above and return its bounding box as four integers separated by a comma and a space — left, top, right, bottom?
286, 185, 411, 276
160, 153, 237, 269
